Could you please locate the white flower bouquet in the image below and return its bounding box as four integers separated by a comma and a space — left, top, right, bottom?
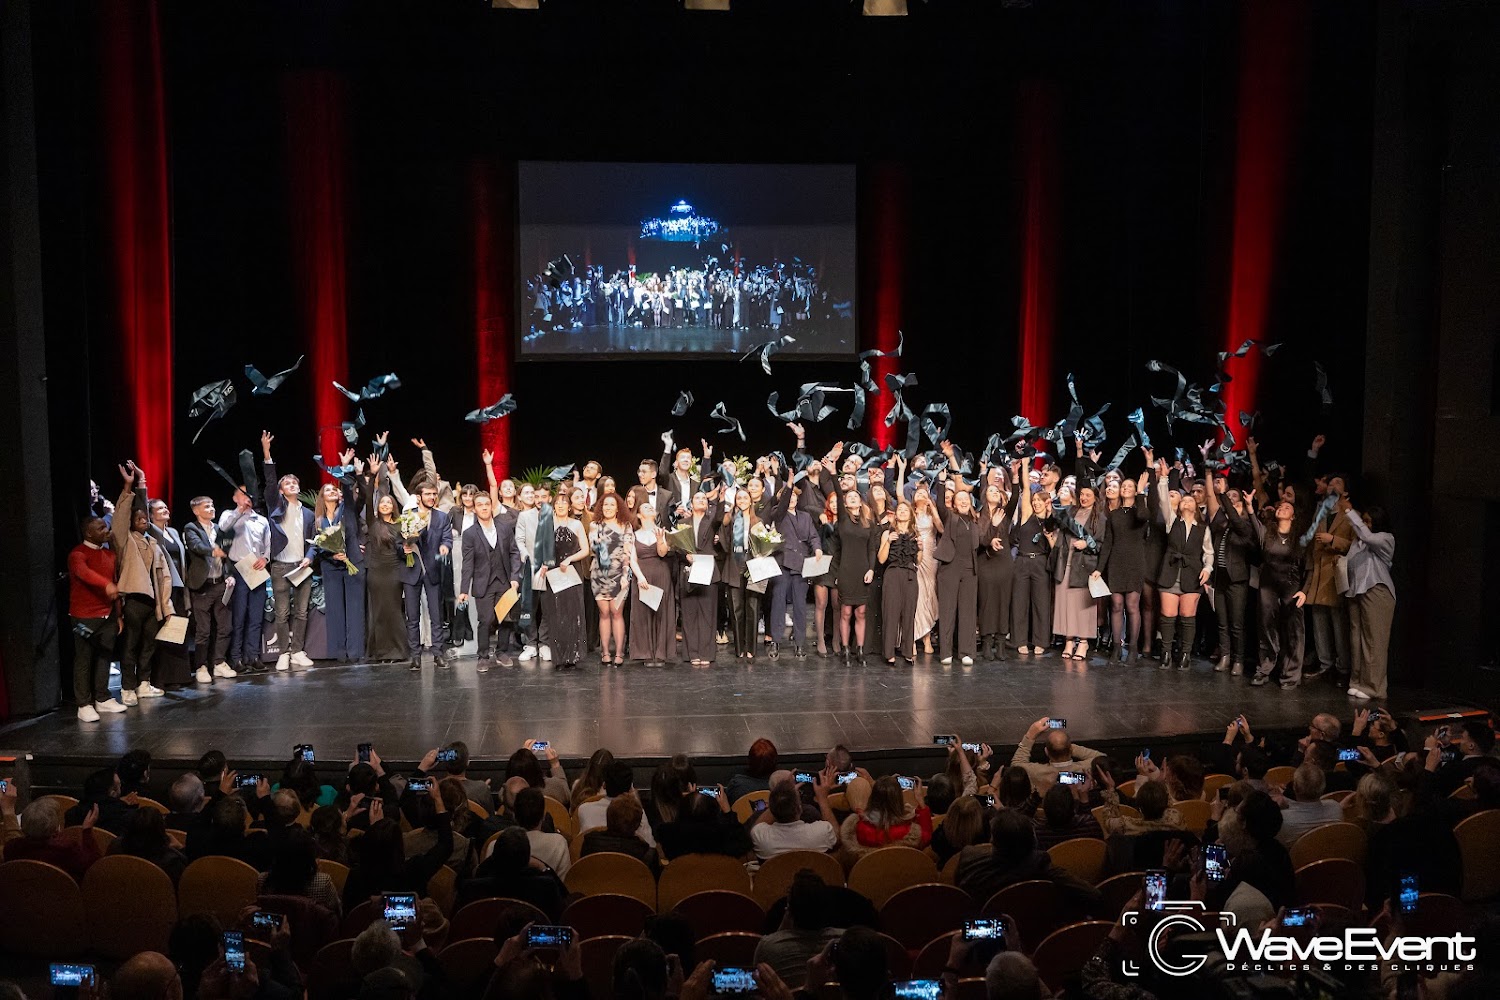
311, 522, 359, 575
749, 522, 784, 560
397, 509, 424, 567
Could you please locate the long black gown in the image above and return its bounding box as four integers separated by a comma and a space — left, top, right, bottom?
540, 522, 588, 667
363, 480, 410, 661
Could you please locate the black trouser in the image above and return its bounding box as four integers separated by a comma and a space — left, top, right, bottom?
1213, 573, 1250, 666
882, 567, 918, 660
769, 571, 808, 646
475, 592, 514, 657
191, 579, 231, 668
937, 564, 977, 658
120, 594, 161, 690
1010, 555, 1052, 648
1256, 582, 1305, 685
71, 616, 112, 706
681, 581, 719, 661
727, 582, 762, 656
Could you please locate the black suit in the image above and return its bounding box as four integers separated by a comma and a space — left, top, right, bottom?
461, 519, 521, 658
183, 520, 231, 668
657, 451, 699, 526
1208, 504, 1257, 668
680, 506, 723, 661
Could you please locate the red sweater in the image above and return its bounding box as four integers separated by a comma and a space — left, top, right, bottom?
68, 543, 116, 619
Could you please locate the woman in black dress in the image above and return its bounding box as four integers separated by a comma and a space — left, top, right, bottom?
628, 501, 675, 666
811, 491, 842, 656
719, 487, 763, 661
866, 481, 894, 661
977, 481, 1016, 661
1093, 472, 1150, 663
362, 464, 410, 663
835, 488, 876, 664
538, 493, 588, 668
932, 451, 983, 665
878, 499, 921, 664
1151, 459, 1213, 671
1251, 494, 1310, 690
1140, 449, 1170, 660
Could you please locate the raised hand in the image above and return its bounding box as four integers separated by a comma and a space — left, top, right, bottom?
261, 430, 274, 457
340, 449, 356, 466
481, 448, 494, 465
411, 438, 426, 450
787, 421, 805, 438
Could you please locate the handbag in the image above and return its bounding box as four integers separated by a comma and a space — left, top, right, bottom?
1335, 554, 1350, 596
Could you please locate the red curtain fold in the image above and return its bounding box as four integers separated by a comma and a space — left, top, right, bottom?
1017, 81, 1060, 428
284, 71, 351, 479
101, 0, 174, 502
862, 164, 908, 448
471, 160, 513, 476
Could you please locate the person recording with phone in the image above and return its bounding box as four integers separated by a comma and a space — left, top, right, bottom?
748, 774, 839, 861
111, 462, 176, 706
1008, 717, 1104, 791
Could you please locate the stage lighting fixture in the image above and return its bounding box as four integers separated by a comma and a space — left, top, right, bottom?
862, 0, 908, 13
685, 0, 731, 8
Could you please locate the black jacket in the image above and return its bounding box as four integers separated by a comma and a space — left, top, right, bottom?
461, 520, 522, 599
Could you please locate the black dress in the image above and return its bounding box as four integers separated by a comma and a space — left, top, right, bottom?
541, 522, 588, 666
834, 506, 876, 606
363, 479, 410, 661
977, 508, 1014, 637
1098, 503, 1150, 593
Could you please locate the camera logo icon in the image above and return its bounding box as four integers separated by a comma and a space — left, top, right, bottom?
1120, 901, 1238, 978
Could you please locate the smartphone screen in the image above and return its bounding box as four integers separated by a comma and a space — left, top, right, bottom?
893, 981, 942, 1000
1048, 719, 1066, 729
408, 778, 431, 794
752, 799, 769, 814
961, 742, 981, 753
1141, 749, 1151, 761
1204, 843, 1227, 882
1398, 873, 1419, 915
698, 786, 720, 798
525, 924, 574, 949
1144, 870, 1168, 911
1281, 907, 1314, 928
252, 911, 283, 934
1338, 747, 1360, 762
358, 743, 372, 763
711, 968, 758, 995
896, 776, 916, 791
1217, 786, 1229, 802
436, 748, 458, 764
383, 893, 417, 931
974, 793, 995, 808
236, 773, 261, 790
794, 771, 816, 784
961, 918, 1005, 943
293, 744, 314, 763
223, 931, 246, 972
1057, 771, 1085, 786
836, 771, 856, 785
933, 735, 956, 746
50, 965, 95, 988
532, 740, 550, 752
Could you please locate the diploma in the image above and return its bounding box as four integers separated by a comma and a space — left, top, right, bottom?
639, 583, 664, 611
747, 556, 782, 584
687, 555, 715, 586
1087, 575, 1111, 599
801, 554, 832, 577
235, 556, 270, 590
547, 565, 582, 593
156, 615, 189, 645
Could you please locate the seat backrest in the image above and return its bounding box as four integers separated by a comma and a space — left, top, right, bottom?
658, 854, 752, 913
1293, 858, 1365, 914
847, 846, 938, 908
695, 931, 763, 968
257, 893, 339, 968
562, 893, 655, 940
1289, 822, 1367, 870
878, 883, 977, 951
565, 851, 658, 910
316, 858, 350, 896
545, 797, 576, 839
751, 850, 845, 909
341, 900, 378, 939
83, 855, 178, 958
1265, 766, 1297, 787
571, 826, 603, 862
1094, 872, 1147, 922
307, 938, 358, 1000
1046, 837, 1107, 885
579, 935, 632, 1000
438, 937, 501, 997
0, 860, 86, 959
1454, 809, 1500, 902
1200, 775, 1234, 801
1174, 799, 1212, 835
451, 896, 549, 941
672, 890, 765, 939
981, 880, 1065, 950
429, 864, 459, 916
135, 796, 171, 815
179, 854, 262, 928
1031, 920, 1114, 993
731, 791, 771, 823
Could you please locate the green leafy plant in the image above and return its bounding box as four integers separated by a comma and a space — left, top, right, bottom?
519, 465, 557, 489
298, 489, 320, 509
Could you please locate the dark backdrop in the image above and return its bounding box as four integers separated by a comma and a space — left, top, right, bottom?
32, 1, 1374, 531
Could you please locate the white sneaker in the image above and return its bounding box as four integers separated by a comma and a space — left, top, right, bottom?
77, 704, 100, 722
941, 656, 953, 665
290, 651, 313, 668
121, 690, 138, 706
540, 645, 552, 662
519, 645, 537, 661
276, 653, 291, 671
960, 655, 974, 665
213, 662, 238, 678
195, 666, 212, 684
137, 682, 164, 698
1347, 687, 1371, 700
95, 699, 127, 715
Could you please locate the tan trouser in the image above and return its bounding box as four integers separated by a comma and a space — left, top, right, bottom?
1348, 584, 1395, 698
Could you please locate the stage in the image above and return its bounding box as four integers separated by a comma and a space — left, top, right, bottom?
520, 322, 854, 356
0, 649, 1434, 791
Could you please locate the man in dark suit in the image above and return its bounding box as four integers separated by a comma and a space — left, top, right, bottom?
403, 482, 453, 669
260, 430, 317, 671
459, 493, 521, 670
658, 433, 702, 527
183, 496, 236, 684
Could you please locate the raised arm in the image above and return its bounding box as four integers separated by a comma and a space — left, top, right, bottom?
1344, 508, 1395, 562
111, 464, 135, 553
481, 449, 501, 507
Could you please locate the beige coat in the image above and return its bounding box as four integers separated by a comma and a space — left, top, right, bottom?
1304, 499, 1353, 607
111, 486, 176, 621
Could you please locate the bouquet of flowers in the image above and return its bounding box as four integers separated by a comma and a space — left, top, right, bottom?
311, 522, 358, 575
397, 509, 424, 567
664, 522, 697, 556
749, 522, 784, 560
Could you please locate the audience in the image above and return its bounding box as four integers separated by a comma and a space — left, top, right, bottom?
750, 777, 838, 860
1032, 781, 1104, 850
1008, 717, 1103, 792
259, 826, 343, 916
1273, 762, 1344, 844
119, 750, 154, 799
929, 794, 988, 866
186, 794, 272, 870
581, 795, 660, 875
839, 775, 932, 857
655, 784, 752, 860
110, 806, 188, 884
6, 796, 102, 880
66, 766, 139, 834
458, 826, 567, 919
1207, 788, 1295, 924
725, 738, 779, 802
343, 793, 452, 911
166, 772, 212, 840
111, 951, 183, 1000
955, 809, 1102, 912
514, 786, 571, 876
753, 871, 845, 989
441, 741, 494, 811
576, 761, 656, 847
